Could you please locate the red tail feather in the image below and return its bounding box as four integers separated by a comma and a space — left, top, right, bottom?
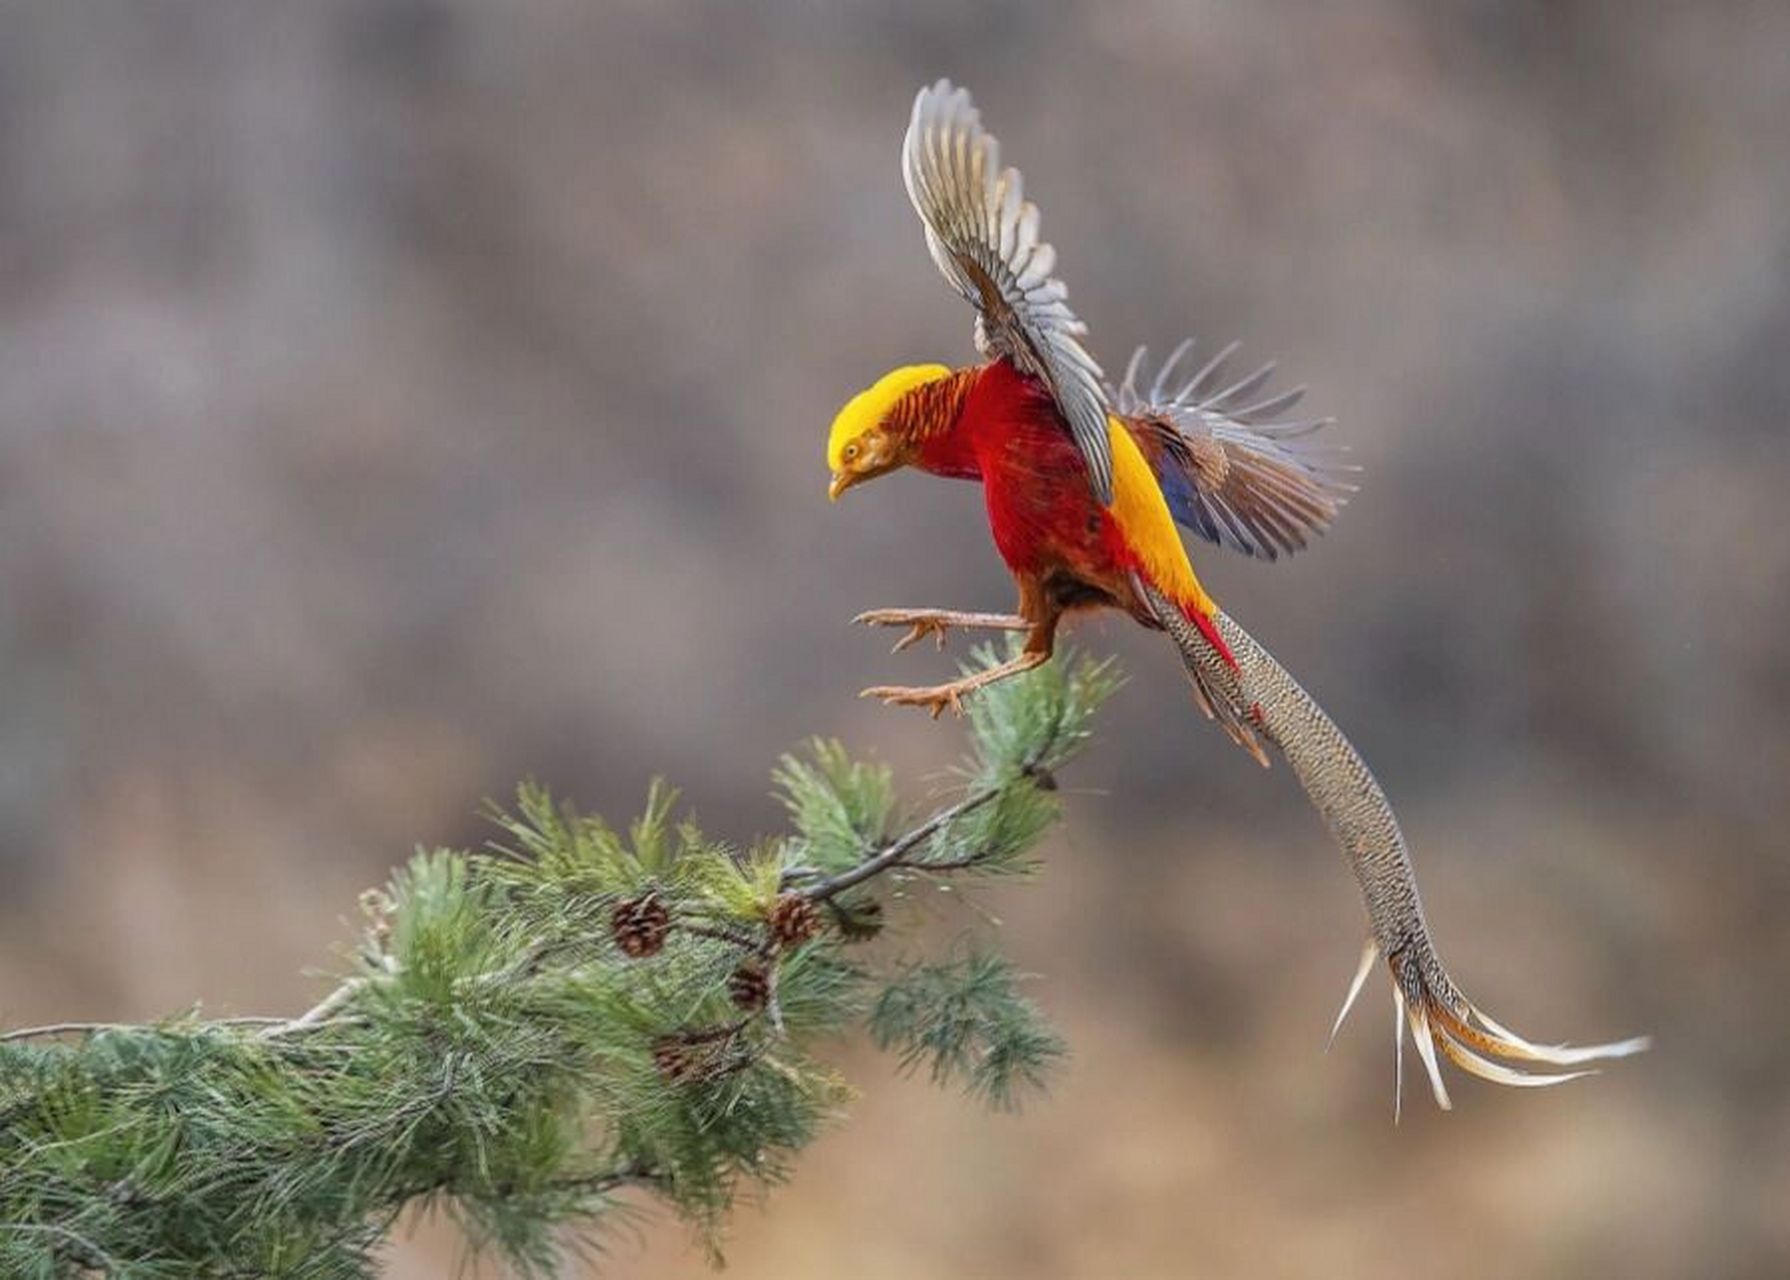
1184, 602, 1239, 671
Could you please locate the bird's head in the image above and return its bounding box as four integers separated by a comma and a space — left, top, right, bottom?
826, 363, 956, 501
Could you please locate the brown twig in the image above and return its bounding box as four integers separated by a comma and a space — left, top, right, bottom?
1, 1015, 290, 1044
676, 920, 774, 958
259, 978, 367, 1040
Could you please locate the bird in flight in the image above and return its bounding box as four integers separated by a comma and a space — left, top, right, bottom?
826, 79, 1646, 1111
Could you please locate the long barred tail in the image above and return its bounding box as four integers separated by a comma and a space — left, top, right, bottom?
1136, 579, 1648, 1113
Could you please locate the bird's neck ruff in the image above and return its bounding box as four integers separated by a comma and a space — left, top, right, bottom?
827, 364, 974, 470
889, 365, 978, 448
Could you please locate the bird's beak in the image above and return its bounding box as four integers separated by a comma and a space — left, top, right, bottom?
828, 471, 855, 502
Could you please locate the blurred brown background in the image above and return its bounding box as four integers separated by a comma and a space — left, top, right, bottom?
2, 1, 1786, 1276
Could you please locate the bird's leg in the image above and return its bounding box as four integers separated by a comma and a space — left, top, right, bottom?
860, 585, 1060, 718
853, 607, 1028, 654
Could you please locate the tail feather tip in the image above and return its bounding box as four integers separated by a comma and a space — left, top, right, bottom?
1333, 947, 1649, 1112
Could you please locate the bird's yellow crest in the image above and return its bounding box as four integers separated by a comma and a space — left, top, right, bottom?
827, 364, 952, 470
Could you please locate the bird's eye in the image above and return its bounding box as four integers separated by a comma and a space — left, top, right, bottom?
843, 443, 859, 461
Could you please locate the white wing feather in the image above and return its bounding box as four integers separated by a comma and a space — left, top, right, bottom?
902, 80, 1115, 504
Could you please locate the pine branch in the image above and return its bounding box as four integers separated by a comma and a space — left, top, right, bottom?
0, 641, 1118, 1278
794, 786, 1001, 900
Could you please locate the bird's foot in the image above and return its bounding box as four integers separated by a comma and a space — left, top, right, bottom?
858, 648, 1049, 719
853, 608, 1026, 654
859, 680, 972, 719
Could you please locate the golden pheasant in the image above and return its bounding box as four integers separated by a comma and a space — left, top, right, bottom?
826, 80, 1646, 1110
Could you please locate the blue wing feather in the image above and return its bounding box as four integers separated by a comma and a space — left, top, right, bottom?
1116, 341, 1356, 562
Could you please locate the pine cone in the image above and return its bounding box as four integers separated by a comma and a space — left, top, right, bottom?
767, 893, 821, 949
611, 892, 670, 958
727, 963, 770, 1012
651, 1029, 749, 1084
650, 1035, 699, 1084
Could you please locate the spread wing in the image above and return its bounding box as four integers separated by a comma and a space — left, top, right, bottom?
902, 80, 1114, 504
1118, 340, 1357, 561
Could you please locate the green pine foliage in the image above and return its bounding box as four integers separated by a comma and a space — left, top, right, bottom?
0, 643, 1119, 1278
870, 946, 1067, 1111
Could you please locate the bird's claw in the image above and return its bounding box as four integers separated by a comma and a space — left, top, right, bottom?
859, 683, 967, 719
853, 610, 951, 653
892, 620, 949, 654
